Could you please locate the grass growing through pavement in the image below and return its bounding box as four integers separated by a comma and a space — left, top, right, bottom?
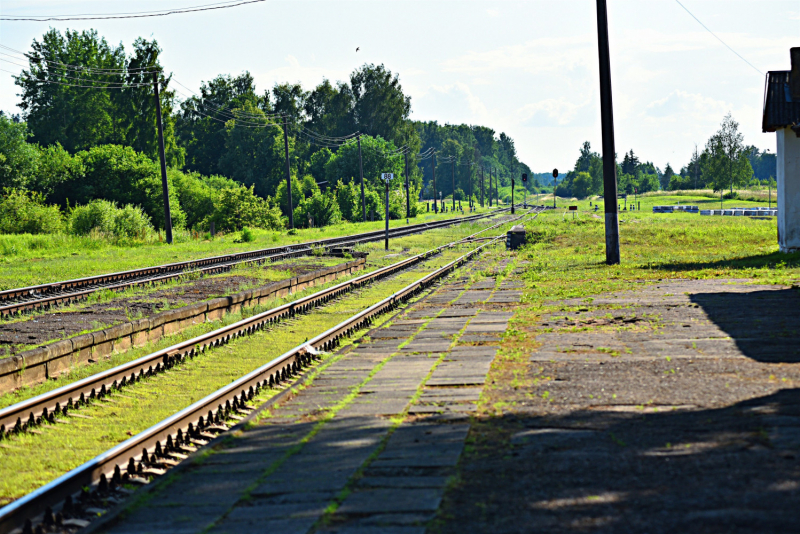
0, 207, 497, 290
0, 243, 483, 504
0, 217, 506, 411
476, 196, 800, 421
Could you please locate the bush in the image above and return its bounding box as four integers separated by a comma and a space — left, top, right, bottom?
236, 227, 256, 243
69, 199, 153, 238
0, 188, 64, 234
113, 204, 154, 238
204, 185, 284, 232
294, 190, 342, 228
53, 144, 186, 230
335, 180, 361, 222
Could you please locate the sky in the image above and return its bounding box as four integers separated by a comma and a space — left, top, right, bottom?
1, 0, 797, 173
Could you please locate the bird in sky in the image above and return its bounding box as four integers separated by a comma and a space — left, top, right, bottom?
356, 47, 360, 52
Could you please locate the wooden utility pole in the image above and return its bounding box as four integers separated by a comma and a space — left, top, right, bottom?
282, 116, 294, 230
596, 0, 621, 264
431, 151, 437, 213
481, 167, 485, 207
404, 152, 410, 219
358, 136, 366, 222
153, 72, 173, 244
451, 159, 456, 210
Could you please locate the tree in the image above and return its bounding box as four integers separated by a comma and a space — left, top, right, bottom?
660, 163, 674, 191
178, 72, 265, 177
272, 83, 307, 123
0, 115, 40, 189
350, 64, 411, 146
323, 135, 403, 192
572, 172, 593, 198
217, 102, 287, 197
15, 29, 182, 164
701, 114, 753, 193
304, 79, 355, 138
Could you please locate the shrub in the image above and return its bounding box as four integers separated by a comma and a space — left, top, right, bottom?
69, 199, 154, 238
55, 144, 186, 230
236, 227, 256, 243
113, 204, 154, 238
293, 190, 342, 228
0, 188, 64, 234
204, 185, 284, 232
335, 179, 361, 222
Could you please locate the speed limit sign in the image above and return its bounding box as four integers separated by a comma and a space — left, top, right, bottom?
381, 173, 394, 183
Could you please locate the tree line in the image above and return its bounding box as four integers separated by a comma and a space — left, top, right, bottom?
0, 28, 532, 237
554, 113, 776, 199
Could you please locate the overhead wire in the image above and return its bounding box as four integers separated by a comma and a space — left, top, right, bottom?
1, 0, 269, 21
673, 0, 763, 76
0, 45, 162, 74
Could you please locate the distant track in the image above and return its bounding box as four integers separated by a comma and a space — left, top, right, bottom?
0, 210, 510, 318
0, 206, 542, 534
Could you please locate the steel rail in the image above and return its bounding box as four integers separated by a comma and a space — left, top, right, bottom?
0, 208, 538, 438
0, 209, 511, 317
0, 233, 507, 534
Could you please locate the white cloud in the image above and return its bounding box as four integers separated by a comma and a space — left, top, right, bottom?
517, 97, 594, 128
486, 9, 499, 17
643, 90, 729, 121
441, 36, 594, 76
257, 55, 349, 88
412, 82, 490, 124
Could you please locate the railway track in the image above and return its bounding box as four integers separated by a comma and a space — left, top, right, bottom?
0, 207, 543, 534
0, 209, 510, 318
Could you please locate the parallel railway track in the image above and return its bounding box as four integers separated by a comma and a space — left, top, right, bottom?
0, 209, 510, 318
0, 206, 542, 534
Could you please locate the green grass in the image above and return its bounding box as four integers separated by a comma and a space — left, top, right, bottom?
0, 243, 484, 503
478, 201, 800, 421
0, 206, 500, 290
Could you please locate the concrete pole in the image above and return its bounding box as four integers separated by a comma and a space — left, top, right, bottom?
596, 0, 621, 264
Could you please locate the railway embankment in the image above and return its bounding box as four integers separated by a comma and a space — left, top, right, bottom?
0, 258, 365, 394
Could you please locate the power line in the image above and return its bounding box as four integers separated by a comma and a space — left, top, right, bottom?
1, 0, 268, 21
674, 0, 763, 76
0, 45, 162, 73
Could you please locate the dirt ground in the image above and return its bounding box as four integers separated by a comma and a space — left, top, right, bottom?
435, 279, 800, 533
0, 261, 336, 354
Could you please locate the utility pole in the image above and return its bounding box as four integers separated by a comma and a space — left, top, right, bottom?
596, 0, 621, 265
451, 158, 456, 211
282, 115, 294, 230
431, 151, 437, 213
469, 165, 473, 208
480, 167, 485, 207
153, 72, 173, 244
404, 152, 410, 219
358, 136, 366, 222
511, 179, 515, 214
488, 167, 492, 207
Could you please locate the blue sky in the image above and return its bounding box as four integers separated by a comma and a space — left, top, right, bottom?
1, 0, 797, 173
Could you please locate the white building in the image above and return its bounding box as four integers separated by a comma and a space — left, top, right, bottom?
763, 48, 800, 252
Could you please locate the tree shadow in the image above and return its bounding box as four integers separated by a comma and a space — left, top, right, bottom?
648, 250, 800, 273
438, 389, 800, 534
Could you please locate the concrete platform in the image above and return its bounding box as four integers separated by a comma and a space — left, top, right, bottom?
97, 258, 519, 534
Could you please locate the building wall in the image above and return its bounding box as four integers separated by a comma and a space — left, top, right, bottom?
778, 127, 800, 252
